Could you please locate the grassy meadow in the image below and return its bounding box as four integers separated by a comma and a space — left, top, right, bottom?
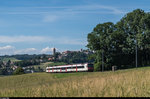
0, 67, 150, 97
0, 57, 21, 62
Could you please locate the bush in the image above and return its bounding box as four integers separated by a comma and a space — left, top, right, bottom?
94, 62, 101, 71
13, 67, 25, 75
0, 68, 8, 75
35, 67, 43, 72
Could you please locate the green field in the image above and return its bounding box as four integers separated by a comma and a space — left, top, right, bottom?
0, 57, 21, 62
0, 67, 150, 97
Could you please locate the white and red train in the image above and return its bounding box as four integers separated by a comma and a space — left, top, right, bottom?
46, 63, 94, 73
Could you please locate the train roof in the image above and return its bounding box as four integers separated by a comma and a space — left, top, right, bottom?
46, 63, 92, 68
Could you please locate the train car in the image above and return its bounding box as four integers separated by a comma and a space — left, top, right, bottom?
46, 63, 93, 73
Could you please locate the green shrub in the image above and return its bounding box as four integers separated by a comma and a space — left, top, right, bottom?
0, 68, 8, 75
94, 62, 101, 71
13, 67, 25, 75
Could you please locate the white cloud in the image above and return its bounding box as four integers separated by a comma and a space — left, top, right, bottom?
0, 35, 86, 45
0, 45, 60, 55
0, 35, 87, 55
54, 37, 87, 45
0, 4, 125, 25
41, 47, 53, 54
24, 48, 37, 53
43, 15, 59, 22
40, 4, 125, 23
0, 4, 124, 15
14, 47, 56, 55
0, 45, 15, 50
0, 45, 15, 55
0, 36, 50, 43
64, 4, 125, 14
14, 48, 38, 54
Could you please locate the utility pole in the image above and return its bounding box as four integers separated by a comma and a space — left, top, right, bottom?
102, 50, 104, 72
135, 39, 138, 68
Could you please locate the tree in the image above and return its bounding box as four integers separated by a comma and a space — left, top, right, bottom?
87, 9, 150, 71
0, 68, 8, 75
54, 52, 61, 61
6, 60, 11, 67
60, 51, 89, 64
87, 22, 115, 71
35, 67, 43, 72
0, 61, 4, 68
116, 9, 149, 67
13, 67, 25, 75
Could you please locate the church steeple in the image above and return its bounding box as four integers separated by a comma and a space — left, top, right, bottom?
53, 48, 56, 55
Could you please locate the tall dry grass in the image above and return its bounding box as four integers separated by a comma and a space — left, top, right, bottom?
0, 67, 150, 97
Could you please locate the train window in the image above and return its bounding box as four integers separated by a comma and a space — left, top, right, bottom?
47, 65, 86, 71
56, 67, 62, 69
77, 66, 84, 68
67, 67, 72, 69
72, 67, 76, 69
53, 68, 58, 70
69, 66, 83, 69
61, 67, 66, 70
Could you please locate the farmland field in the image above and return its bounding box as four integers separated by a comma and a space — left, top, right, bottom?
0, 67, 150, 97
0, 57, 21, 62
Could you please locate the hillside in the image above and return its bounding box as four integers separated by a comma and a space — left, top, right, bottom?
0, 57, 21, 62
0, 67, 150, 97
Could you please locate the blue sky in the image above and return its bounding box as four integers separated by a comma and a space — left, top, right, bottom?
0, 0, 149, 55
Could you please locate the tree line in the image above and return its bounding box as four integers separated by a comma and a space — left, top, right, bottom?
14, 60, 40, 67
60, 52, 89, 64
87, 9, 150, 71
1, 54, 49, 60
53, 51, 91, 64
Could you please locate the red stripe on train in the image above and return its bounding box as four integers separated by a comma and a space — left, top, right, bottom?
76, 65, 77, 72
88, 67, 94, 70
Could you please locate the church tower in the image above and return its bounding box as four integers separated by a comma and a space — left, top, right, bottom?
53, 48, 56, 55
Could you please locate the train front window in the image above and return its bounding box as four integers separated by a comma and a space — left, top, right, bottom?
88, 64, 93, 67
46, 68, 51, 70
